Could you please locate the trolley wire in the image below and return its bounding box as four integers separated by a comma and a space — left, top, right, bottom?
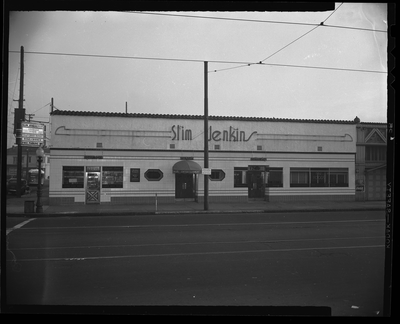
127, 10, 387, 33
213, 3, 345, 73
8, 50, 387, 75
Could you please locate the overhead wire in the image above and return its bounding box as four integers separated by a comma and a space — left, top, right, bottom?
261, 2, 343, 63
8, 4, 387, 76
127, 10, 387, 33
8, 50, 386, 75
211, 3, 345, 73
31, 102, 50, 114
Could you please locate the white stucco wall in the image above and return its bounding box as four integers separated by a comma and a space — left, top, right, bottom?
51, 114, 356, 153
49, 113, 357, 204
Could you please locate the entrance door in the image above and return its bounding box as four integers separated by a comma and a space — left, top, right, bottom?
248, 170, 265, 199
175, 173, 195, 199
86, 171, 101, 204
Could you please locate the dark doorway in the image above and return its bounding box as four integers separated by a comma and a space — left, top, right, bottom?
248, 170, 265, 199
175, 173, 195, 199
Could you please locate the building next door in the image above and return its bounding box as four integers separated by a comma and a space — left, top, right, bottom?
366, 166, 386, 200
86, 166, 101, 204
175, 173, 196, 199
248, 165, 268, 201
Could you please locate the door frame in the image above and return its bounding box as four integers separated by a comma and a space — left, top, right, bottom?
247, 165, 269, 201
175, 173, 197, 201
85, 166, 101, 204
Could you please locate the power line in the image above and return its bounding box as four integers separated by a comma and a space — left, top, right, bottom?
127, 10, 387, 33
260, 3, 343, 64
260, 25, 320, 63
31, 102, 50, 114
8, 50, 387, 74
213, 3, 343, 73
9, 50, 207, 63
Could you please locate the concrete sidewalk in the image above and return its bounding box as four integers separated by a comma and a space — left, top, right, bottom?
5, 187, 386, 217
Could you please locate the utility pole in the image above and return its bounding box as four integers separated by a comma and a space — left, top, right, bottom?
15, 46, 25, 198
204, 61, 209, 210
50, 97, 54, 113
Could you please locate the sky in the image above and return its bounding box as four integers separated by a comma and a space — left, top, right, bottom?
6, 3, 388, 148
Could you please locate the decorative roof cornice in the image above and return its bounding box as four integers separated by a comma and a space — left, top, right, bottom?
51, 110, 359, 124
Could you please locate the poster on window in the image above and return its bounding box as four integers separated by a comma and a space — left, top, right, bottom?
130, 168, 140, 182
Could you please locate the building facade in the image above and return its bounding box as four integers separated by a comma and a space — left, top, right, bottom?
49, 110, 359, 205
355, 121, 387, 201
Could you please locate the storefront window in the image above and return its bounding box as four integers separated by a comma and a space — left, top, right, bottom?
290, 168, 349, 187
329, 168, 349, 187
266, 168, 283, 187
62, 166, 84, 188
310, 169, 329, 187
144, 169, 163, 181
234, 167, 247, 187
290, 168, 309, 187
102, 166, 123, 188
210, 169, 225, 181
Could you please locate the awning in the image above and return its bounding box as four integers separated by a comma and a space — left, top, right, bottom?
173, 160, 202, 174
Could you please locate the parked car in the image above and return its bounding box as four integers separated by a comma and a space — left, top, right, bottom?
7, 178, 30, 195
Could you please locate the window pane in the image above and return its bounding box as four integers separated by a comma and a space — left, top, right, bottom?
290, 168, 309, 187
210, 169, 225, 181
145, 169, 163, 181
329, 168, 349, 187
234, 167, 247, 187
266, 168, 283, 187
311, 169, 329, 187
102, 167, 123, 188
63, 166, 84, 188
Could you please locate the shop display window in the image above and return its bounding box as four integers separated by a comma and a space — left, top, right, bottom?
329, 168, 349, 187
234, 167, 247, 187
62, 166, 84, 188
290, 168, 310, 187
266, 168, 283, 187
102, 166, 123, 188
310, 168, 329, 187
290, 168, 349, 187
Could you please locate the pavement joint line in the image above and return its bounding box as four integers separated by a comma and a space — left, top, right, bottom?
7, 244, 385, 262
9, 235, 384, 251
7, 206, 385, 218
9, 218, 385, 231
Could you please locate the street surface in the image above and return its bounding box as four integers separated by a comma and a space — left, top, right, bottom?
5, 211, 385, 316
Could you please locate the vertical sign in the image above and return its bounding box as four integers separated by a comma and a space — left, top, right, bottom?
21, 122, 45, 146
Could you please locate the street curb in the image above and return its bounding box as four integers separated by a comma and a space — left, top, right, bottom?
6, 207, 386, 218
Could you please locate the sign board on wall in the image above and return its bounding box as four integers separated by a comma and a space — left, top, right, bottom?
130, 168, 140, 182
202, 168, 212, 175
21, 122, 45, 146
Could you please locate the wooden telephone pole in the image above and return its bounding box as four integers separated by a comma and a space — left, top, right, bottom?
15, 46, 25, 197
204, 62, 209, 210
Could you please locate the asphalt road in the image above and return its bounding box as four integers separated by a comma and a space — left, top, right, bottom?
5, 211, 386, 316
